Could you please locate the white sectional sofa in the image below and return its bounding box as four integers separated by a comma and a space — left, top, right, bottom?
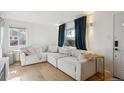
20, 45, 96, 80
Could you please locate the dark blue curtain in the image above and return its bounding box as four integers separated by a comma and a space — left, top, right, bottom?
58, 24, 65, 47
74, 16, 87, 50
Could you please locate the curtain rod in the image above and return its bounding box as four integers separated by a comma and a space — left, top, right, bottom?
61, 13, 93, 25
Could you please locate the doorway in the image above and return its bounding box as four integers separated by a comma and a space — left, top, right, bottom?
114, 13, 124, 80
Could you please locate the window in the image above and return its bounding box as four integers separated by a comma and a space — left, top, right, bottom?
64, 22, 75, 47
0, 18, 4, 45
66, 28, 75, 38
9, 27, 26, 47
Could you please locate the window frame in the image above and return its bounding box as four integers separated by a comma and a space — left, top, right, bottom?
9, 27, 26, 47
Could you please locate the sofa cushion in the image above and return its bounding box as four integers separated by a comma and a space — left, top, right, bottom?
39, 52, 48, 61
58, 47, 71, 55
47, 53, 68, 60
29, 44, 48, 53
41, 45, 48, 52
71, 49, 86, 57
48, 45, 58, 53
26, 45, 47, 58
58, 56, 88, 64
47, 52, 68, 67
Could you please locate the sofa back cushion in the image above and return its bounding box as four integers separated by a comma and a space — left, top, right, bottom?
41, 45, 48, 52
58, 47, 71, 55
71, 49, 86, 57
31, 44, 48, 52
21, 44, 48, 56
48, 45, 58, 53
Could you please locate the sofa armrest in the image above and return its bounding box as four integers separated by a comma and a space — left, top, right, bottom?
76, 60, 96, 81
20, 53, 26, 66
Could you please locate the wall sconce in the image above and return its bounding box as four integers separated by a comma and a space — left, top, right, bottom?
88, 22, 94, 32
89, 22, 94, 27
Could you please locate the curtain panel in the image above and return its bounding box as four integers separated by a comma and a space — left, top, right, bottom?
58, 24, 65, 47
74, 16, 87, 50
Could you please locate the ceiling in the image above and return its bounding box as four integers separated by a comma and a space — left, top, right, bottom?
0, 11, 85, 25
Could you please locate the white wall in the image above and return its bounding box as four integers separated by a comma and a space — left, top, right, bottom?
2, 19, 58, 55
87, 11, 121, 75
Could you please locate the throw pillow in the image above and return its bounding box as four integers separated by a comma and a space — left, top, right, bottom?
21, 47, 32, 56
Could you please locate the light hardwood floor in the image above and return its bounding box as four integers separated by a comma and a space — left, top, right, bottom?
7, 62, 120, 81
